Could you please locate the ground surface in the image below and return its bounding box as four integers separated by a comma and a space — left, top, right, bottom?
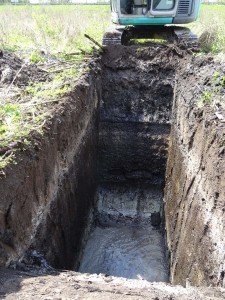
1, 268, 225, 300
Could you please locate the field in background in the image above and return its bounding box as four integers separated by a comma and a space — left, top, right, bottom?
0, 4, 224, 57
190, 4, 225, 53
0, 5, 111, 61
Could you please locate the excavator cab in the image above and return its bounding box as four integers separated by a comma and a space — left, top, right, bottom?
110, 0, 201, 25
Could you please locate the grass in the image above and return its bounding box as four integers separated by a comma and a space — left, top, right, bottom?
0, 5, 110, 169
190, 4, 225, 54
0, 102, 41, 147
0, 4, 224, 56
198, 71, 225, 107
0, 5, 111, 58
0, 62, 87, 153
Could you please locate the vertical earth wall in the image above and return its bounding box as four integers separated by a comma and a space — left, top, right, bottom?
0, 71, 101, 269
164, 57, 225, 287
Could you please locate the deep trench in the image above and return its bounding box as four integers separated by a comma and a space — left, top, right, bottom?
1, 46, 224, 288
77, 47, 175, 282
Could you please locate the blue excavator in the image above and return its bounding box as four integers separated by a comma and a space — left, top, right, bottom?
103, 0, 201, 45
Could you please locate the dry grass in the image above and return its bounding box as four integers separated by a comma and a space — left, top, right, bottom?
0, 5, 110, 169
190, 4, 225, 53
0, 5, 111, 60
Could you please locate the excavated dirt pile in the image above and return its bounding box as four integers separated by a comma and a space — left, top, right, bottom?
0, 44, 225, 299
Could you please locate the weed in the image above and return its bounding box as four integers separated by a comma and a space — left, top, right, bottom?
24, 64, 84, 100
201, 91, 214, 105
0, 5, 111, 60
0, 102, 47, 148
0, 151, 16, 170
29, 51, 45, 64
198, 71, 225, 107
189, 4, 225, 54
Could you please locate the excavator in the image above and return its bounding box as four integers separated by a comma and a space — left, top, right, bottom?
103, 0, 201, 45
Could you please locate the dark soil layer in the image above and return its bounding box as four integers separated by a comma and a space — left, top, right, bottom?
99, 45, 176, 184
165, 56, 225, 287
0, 52, 49, 86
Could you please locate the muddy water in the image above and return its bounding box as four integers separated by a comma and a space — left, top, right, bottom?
79, 184, 169, 282
79, 224, 168, 281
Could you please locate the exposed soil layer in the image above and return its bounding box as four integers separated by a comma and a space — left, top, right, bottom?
0, 55, 101, 269
164, 56, 225, 287
99, 45, 176, 184
0, 44, 225, 299
79, 45, 179, 282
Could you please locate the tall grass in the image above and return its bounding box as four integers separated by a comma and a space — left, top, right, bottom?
0, 4, 224, 55
190, 4, 225, 53
0, 5, 111, 59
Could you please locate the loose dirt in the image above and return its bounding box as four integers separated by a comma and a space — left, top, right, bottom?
0, 51, 50, 102
1, 268, 225, 300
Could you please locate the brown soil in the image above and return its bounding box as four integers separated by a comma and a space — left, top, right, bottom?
0, 44, 225, 298
0, 51, 50, 85
165, 54, 225, 287
0, 51, 51, 103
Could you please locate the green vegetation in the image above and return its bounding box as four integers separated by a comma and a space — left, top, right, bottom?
0, 5, 109, 169
0, 102, 46, 147
0, 5, 110, 58
190, 4, 225, 54
0, 63, 86, 151
0, 4, 224, 55
0, 100, 45, 169
199, 71, 225, 107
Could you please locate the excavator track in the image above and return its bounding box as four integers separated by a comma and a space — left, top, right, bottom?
173, 27, 198, 47
103, 25, 198, 48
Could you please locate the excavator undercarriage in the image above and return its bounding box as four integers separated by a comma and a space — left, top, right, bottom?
103, 0, 200, 46
103, 25, 198, 47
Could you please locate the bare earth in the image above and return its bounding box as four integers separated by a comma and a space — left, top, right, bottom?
0, 268, 225, 300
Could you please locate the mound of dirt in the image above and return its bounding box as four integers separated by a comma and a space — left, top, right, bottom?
0, 51, 50, 88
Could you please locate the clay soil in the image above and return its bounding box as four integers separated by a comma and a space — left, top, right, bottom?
0, 45, 225, 299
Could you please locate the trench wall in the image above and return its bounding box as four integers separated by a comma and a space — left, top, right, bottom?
99, 46, 175, 186
164, 58, 225, 287
0, 72, 101, 269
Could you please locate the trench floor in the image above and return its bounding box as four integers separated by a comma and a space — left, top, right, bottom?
79, 183, 169, 282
